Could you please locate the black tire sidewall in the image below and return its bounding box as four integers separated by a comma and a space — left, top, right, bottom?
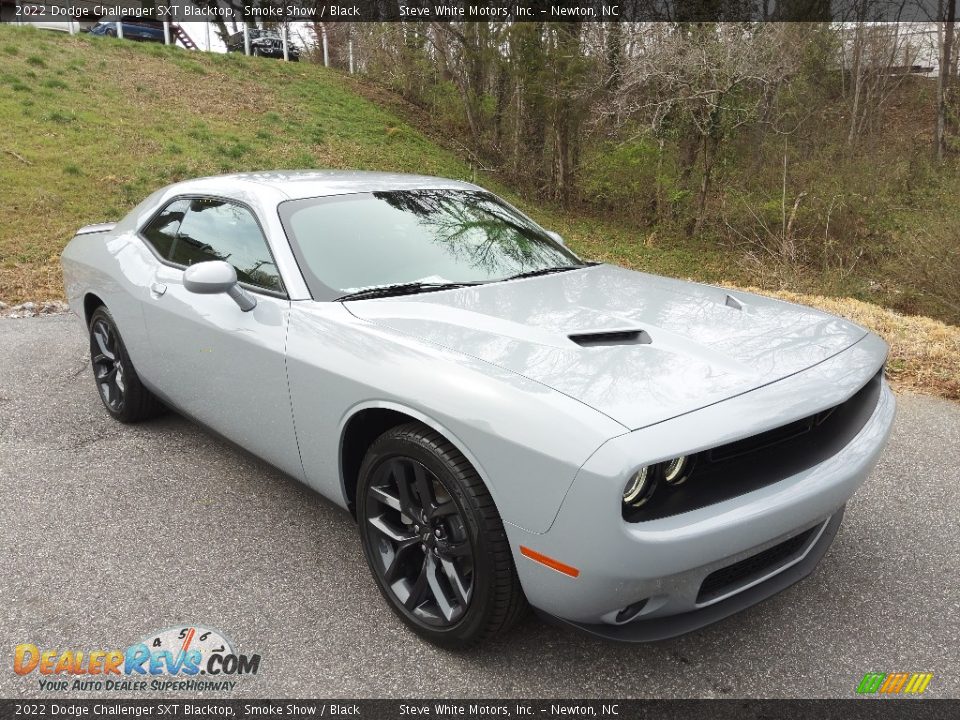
357, 430, 502, 647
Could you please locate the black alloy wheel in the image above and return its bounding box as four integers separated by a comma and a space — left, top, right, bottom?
365, 456, 475, 627
357, 423, 526, 647
90, 316, 125, 414
88, 306, 163, 423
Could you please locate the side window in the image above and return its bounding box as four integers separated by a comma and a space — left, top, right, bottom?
169, 198, 283, 293
141, 199, 190, 259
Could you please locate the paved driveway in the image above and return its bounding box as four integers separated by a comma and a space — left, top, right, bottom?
0, 315, 957, 698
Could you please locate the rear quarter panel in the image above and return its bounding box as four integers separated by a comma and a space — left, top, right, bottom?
61, 228, 158, 379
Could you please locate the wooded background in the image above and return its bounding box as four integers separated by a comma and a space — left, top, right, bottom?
296, 20, 960, 326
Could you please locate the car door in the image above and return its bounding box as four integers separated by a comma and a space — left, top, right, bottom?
138, 196, 304, 482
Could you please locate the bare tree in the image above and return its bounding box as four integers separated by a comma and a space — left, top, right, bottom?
937, 1, 958, 161
611, 24, 796, 234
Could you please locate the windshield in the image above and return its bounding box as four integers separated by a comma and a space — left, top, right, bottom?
279, 190, 584, 300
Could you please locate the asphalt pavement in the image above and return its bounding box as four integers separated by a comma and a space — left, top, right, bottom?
0, 314, 957, 699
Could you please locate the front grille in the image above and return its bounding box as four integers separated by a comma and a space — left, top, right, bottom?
697, 525, 818, 604
623, 368, 883, 522
708, 406, 837, 463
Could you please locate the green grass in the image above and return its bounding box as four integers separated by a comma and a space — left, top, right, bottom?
0, 24, 736, 303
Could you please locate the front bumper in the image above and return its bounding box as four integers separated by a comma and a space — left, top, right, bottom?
539, 507, 844, 641
504, 336, 896, 639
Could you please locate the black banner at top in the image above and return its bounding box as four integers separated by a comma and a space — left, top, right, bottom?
0, 0, 954, 23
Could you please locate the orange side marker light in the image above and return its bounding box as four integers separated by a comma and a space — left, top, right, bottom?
519, 546, 580, 578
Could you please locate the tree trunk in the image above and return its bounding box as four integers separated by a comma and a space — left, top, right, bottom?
492, 61, 509, 153
848, 24, 864, 148
605, 22, 623, 91
694, 151, 708, 235
937, 3, 957, 162
655, 136, 666, 223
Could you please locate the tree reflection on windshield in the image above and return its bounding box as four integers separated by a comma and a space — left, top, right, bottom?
282, 189, 582, 299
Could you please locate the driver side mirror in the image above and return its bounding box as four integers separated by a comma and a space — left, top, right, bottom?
546, 230, 566, 247
183, 261, 257, 312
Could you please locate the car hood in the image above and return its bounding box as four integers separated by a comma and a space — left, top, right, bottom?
346, 265, 868, 430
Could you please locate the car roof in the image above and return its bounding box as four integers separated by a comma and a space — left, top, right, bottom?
170, 170, 482, 202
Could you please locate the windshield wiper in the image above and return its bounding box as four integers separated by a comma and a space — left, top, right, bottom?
502, 265, 584, 282
336, 281, 481, 302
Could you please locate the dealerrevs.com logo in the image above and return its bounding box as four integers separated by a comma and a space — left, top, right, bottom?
856, 672, 934, 696
13, 626, 260, 692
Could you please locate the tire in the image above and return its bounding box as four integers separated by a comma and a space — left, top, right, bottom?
105, 28, 116, 37
88, 306, 164, 423
357, 423, 526, 647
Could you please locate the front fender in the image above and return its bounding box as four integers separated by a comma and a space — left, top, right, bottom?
286, 302, 626, 534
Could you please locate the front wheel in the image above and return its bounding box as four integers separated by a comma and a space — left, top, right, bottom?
356, 423, 526, 647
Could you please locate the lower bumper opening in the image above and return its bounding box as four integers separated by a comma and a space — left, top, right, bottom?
614, 597, 649, 624
697, 525, 819, 605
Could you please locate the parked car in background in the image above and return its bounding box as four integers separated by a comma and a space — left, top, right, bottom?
88, 17, 164, 43
224, 28, 299, 60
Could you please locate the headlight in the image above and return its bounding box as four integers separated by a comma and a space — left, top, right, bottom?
623, 455, 696, 511
662, 455, 693, 485
623, 466, 656, 507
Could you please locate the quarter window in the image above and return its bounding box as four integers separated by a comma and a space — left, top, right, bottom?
141, 199, 189, 259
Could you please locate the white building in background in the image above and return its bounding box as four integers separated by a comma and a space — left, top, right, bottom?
838, 22, 946, 77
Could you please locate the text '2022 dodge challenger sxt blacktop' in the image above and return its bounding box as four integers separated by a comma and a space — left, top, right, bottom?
61, 171, 895, 647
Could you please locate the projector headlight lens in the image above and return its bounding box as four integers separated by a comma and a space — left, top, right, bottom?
662, 455, 692, 485
623, 466, 654, 507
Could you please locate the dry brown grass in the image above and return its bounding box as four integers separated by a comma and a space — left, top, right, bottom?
737, 287, 960, 401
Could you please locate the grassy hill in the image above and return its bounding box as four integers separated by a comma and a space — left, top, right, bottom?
0, 25, 957, 398
0, 25, 735, 301
0, 26, 471, 300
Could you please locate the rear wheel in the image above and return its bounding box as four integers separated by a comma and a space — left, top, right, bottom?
356, 423, 526, 647
88, 306, 163, 423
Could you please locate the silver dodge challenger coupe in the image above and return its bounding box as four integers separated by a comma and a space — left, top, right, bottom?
61, 171, 896, 647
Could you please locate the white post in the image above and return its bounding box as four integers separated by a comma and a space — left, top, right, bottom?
243, 24, 250, 55
282, 22, 289, 61
163, 21, 170, 46
67, 20, 76, 35
348, 32, 354, 74
321, 23, 329, 67
116, 21, 124, 39
205, 21, 210, 52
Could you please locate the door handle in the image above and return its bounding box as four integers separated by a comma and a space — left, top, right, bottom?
150, 282, 167, 296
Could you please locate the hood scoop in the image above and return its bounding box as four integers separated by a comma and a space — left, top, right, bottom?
569, 329, 652, 348
725, 293, 745, 311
